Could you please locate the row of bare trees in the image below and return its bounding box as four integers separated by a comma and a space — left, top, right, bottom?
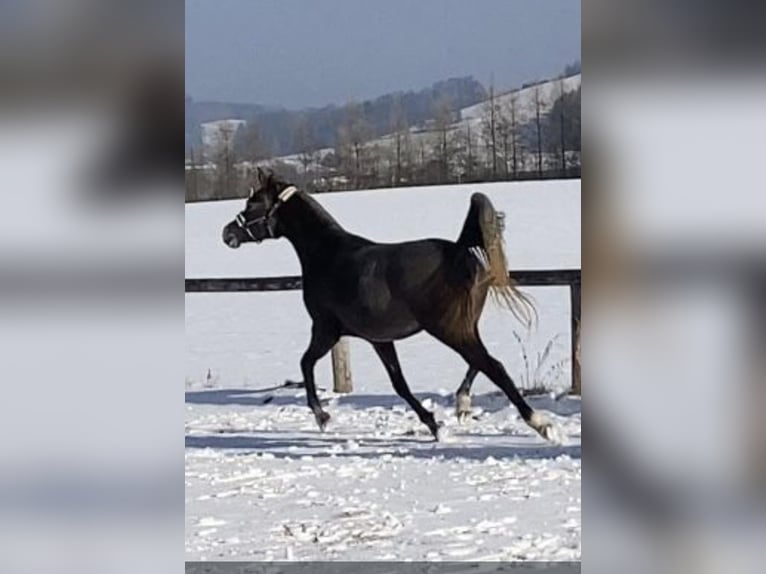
480, 79, 580, 181
186, 79, 580, 201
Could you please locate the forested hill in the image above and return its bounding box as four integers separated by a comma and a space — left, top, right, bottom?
185, 77, 486, 157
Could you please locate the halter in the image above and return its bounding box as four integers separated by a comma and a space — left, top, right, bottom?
235, 185, 299, 241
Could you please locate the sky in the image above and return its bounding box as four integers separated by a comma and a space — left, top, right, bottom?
186, 0, 580, 109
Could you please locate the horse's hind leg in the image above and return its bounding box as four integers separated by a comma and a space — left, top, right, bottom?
439, 332, 561, 443
455, 367, 478, 423
372, 342, 441, 440
301, 321, 339, 431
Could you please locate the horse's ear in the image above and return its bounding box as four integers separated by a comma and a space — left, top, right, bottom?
256, 166, 274, 188
256, 166, 267, 186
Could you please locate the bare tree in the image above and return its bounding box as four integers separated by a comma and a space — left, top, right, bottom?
454, 121, 477, 183
186, 147, 199, 201
417, 140, 427, 184
337, 102, 372, 189
496, 108, 510, 178
197, 146, 212, 199
509, 94, 520, 178
538, 79, 567, 174
464, 122, 475, 181
497, 93, 521, 179
389, 96, 411, 186
213, 122, 238, 199
480, 81, 499, 177
431, 96, 454, 183
568, 85, 581, 169
366, 142, 383, 188
292, 114, 318, 188
532, 86, 543, 177
557, 79, 566, 173
542, 81, 581, 175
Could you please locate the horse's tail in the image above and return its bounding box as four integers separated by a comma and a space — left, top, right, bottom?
457, 192, 537, 327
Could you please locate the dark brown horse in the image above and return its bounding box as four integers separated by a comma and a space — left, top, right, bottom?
223, 168, 561, 443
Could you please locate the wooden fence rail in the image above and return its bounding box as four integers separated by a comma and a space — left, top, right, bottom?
186, 269, 581, 393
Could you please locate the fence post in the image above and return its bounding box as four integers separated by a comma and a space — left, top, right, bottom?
570, 281, 581, 395
331, 338, 353, 393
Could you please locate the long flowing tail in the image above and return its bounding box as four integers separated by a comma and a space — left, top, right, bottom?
457, 192, 537, 327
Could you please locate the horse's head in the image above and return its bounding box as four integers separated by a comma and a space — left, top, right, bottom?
222, 168, 297, 248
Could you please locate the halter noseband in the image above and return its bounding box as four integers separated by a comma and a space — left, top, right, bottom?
235, 185, 298, 241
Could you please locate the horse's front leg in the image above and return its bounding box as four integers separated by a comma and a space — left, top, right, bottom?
372, 342, 441, 440
300, 321, 339, 431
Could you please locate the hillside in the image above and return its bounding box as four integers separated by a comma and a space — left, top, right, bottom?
459, 74, 581, 123
185, 73, 581, 200
261, 74, 582, 182
185, 77, 486, 157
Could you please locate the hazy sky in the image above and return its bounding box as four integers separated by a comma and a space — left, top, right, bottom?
186, 0, 580, 109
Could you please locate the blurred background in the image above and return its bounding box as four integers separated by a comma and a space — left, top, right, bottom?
0, 0, 182, 572
585, 0, 766, 572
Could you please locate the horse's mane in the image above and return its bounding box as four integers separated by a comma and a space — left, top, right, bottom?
288, 186, 345, 233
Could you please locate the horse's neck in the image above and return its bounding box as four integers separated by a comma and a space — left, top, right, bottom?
281, 194, 345, 266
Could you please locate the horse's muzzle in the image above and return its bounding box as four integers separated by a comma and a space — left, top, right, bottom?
222, 222, 242, 249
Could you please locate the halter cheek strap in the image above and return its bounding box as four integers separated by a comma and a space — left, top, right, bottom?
236, 185, 300, 240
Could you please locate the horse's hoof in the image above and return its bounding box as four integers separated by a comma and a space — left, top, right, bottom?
455, 394, 471, 423
528, 411, 564, 446
315, 411, 331, 431
432, 422, 446, 442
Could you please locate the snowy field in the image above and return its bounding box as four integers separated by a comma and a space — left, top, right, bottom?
185, 180, 581, 561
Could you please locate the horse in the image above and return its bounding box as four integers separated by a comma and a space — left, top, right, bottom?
222, 168, 561, 443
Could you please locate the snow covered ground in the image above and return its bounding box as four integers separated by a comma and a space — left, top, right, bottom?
185, 180, 581, 561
